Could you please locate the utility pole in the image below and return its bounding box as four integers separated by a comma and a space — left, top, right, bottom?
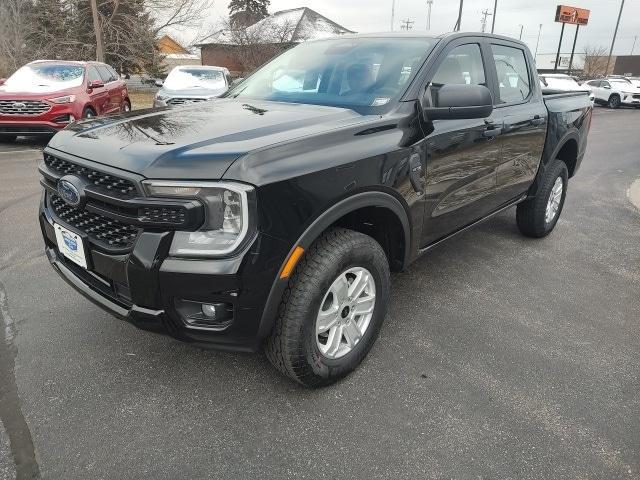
400, 18, 415, 30
89, 0, 104, 62
535, 23, 543, 57
518, 24, 524, 40
491, 0, 497, 33
606, 0, 625, 75
426, 0, 433, 30
632, 35, 638, 55
391, 0, 396, 31
480, 9, 493, 33
454, 0, 464, 31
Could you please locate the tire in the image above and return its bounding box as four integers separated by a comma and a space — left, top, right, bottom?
122, 99, 131, 112
516, 159, 568, 238
82, 107, 96, 118
0, 135, 16, 143
265, 227, 391, 388
608, 94, 621, 109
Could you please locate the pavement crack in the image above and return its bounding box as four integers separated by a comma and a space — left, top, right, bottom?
0, 281, 41, 479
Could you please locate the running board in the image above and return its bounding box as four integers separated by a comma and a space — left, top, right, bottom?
418, 195, 527, 254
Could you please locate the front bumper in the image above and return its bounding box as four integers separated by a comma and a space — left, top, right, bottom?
0, 104, 77, 135
40, 193, 290, 352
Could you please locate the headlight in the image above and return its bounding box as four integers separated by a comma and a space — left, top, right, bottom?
143, 181, 256, 257
48, 95, 76, 104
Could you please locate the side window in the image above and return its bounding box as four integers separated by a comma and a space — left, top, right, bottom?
97, 65, 114, 83
602, 81, 611, 88
587, 80, 600, 87
107, 65, 119, 80
87, 66, 102, 84
491, 44, 531, 104
432, 43, 486, 87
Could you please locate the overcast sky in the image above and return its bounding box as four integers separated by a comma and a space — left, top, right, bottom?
186, 0, 639, 55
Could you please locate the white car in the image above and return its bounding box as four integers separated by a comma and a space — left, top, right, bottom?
584, 78, 640, 109
153, 65, 231, 108
539, 74, 595, 105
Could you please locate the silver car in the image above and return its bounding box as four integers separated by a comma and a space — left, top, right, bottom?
154, 65, 231, 108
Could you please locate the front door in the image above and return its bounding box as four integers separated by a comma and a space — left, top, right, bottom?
489, 43, 547, 205
420, 40, 503, 246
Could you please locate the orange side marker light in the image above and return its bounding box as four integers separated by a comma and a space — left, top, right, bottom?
280, 246, 305, 279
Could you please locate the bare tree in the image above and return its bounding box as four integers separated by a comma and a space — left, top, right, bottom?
0, 0, 34, 75
582, 45, 610, 77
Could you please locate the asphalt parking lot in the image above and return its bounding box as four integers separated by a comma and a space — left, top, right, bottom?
0, 107, 639, 479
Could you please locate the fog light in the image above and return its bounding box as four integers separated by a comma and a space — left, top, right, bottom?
202, 303, 217, 318
174, 299, 234, 331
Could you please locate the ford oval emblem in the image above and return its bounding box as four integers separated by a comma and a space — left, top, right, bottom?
57, 178, 81, 206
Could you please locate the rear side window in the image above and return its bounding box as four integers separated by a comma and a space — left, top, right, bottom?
97, 65, 115, 83
87, 66, 102, 84
491, 44, 531, 104
432, 43, 486, 87
588, 80, 601, 87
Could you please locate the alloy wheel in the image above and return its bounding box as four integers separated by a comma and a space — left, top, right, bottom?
545, 176, 563, 224
315, 267, 376, 359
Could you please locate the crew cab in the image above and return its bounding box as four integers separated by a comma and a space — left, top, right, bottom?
38, 33, 592, 387
584, 77, 640, 108
0, 60, 130, 141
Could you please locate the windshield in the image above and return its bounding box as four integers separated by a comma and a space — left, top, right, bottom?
541, 76, 581, 89
226, 37, 438, 113
164, 68, 227, 90
1, 63, 85, 93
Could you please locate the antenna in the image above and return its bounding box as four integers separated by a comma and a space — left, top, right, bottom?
480, 8, 492, 33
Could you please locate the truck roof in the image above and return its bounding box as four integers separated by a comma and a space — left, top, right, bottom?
316, 31, 528, 48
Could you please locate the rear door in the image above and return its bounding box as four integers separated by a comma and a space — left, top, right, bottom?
420, 38, 504, 246
86, 65, 109, 115
488, 41, 547, 205
96, 65, 119, 113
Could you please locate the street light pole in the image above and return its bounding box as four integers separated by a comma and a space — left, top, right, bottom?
632, 35, 638, 55
454, 0, 464, 31
605, 0, 625, 75
519, 24, 523, 40
491, 0, 497, 33
391, 0, 396, 31
427, 0, 433, 30
535, 23, 543, 57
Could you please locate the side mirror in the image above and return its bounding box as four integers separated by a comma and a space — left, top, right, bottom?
423, 83, 493, 120
155, 79, 164, 87
89, 79, 104, 89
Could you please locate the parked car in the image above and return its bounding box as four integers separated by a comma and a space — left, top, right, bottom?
539, 73, 595, 105
584, 77, 640, 108
0, 60, 130, 141
38, 32, 592, 387
153, 65, 231, 108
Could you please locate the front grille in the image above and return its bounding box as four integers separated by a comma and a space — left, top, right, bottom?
44, 154, 137, 197
633, 94, 640, 100
166, 97, 208, 106
50, 194, 140, 250
139, 206, 187, 224
0, 99, 51, 115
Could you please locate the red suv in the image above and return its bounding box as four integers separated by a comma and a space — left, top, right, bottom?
0, 60, 131, 141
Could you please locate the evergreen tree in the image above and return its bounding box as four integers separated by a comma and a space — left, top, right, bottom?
228, 0, 269, 27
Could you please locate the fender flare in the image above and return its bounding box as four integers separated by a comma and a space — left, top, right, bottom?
529, 131, 580, 197
256, 191, 411, 339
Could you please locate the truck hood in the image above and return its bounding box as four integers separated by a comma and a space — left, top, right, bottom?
48, 98, 366, 179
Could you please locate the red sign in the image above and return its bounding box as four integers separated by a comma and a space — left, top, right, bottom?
555, 5, 590, 25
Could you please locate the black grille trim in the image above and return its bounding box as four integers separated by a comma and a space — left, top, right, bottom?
44, 154, 138, 198
49, 194, 141, 252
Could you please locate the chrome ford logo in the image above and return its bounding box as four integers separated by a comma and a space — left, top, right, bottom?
13, 102, 26, 110
57, 176, 82, 206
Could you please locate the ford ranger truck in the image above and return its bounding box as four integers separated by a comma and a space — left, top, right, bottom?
38, 33, 592, 387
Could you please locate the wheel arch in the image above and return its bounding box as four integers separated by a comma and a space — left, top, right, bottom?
257, 191, 411, 339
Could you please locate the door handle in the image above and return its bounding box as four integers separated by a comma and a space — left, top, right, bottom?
408, 153, 424, 195
530, 115, 545, 126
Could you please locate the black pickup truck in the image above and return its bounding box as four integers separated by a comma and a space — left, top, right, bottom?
38, 33, 592, 386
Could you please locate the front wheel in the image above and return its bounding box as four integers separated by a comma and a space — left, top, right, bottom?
516, 159, 568, 238
608, 94, 621, 109
82, 107, 96, 118
265, 228, 390, 387
122, 99, 131, 112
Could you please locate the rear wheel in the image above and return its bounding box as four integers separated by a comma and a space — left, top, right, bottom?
608, 94, 621, 109
265, 228, 390, 388
516, 159, 568, 238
